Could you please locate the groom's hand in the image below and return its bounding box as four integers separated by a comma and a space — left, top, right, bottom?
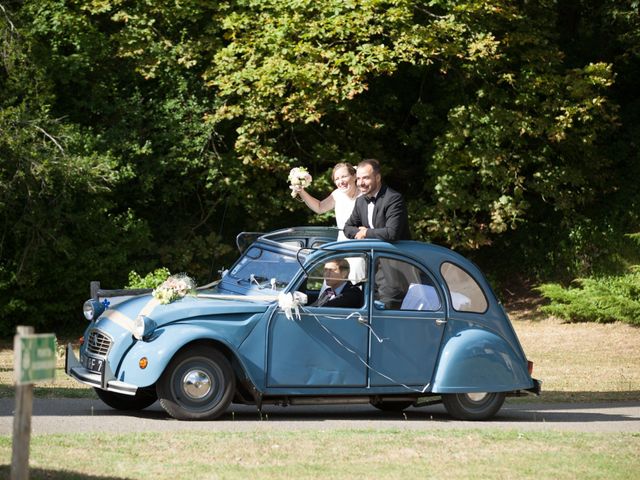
355, 227, 368, 239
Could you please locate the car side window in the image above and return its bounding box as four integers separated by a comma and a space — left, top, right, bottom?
306, 263, 326, 292
374, 257, 440, 311
304, 255, 367, 308
440, 262, 488, 313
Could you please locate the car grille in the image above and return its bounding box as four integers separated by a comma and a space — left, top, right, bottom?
86, 330, 111, 356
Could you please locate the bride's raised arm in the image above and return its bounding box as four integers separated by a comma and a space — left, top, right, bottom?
295, 188, 336, 214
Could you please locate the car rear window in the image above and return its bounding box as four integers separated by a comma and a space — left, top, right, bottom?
440, 262, 488, 313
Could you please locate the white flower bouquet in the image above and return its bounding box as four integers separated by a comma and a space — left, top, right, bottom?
152, 274, 196, 304
288, 167, 312, 197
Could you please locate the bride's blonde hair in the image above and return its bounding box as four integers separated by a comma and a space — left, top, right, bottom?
332, 162, 356, 180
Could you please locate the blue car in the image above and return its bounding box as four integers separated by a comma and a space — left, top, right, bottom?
66, 227, 541, 420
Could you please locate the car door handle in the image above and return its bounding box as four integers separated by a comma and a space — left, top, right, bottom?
435, 318, 447, 325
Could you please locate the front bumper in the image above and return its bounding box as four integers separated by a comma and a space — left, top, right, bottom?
65, 343, 138, 396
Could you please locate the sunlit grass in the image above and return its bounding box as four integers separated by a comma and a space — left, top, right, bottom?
1, 430, 639, 479
512, 317, 640, 400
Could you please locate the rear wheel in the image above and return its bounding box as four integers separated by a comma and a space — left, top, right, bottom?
442, 392, 505, 420
157, 347, 235, 420
94, 387, 157, 411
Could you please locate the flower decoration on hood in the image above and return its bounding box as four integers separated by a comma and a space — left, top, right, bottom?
152, 274, 196, 304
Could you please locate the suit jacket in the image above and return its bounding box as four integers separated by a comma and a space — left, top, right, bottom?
316, 282, 363, 308
343, 185, 411, 241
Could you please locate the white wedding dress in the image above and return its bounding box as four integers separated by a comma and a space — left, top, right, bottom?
332, 189, 358, 241
331, 189, 366, 283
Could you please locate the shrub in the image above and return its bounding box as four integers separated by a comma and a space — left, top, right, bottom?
126, 268, 171, 289
537, 268, 640, 326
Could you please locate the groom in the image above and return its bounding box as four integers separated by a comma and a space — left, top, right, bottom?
313, 259, 363, 308
343, 159, 411, 241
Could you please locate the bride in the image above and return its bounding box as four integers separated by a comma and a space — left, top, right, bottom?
292, 162, 366, 282
293, 163, 358, 240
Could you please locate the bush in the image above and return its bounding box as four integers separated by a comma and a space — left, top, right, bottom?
537, 268, 640, 326
126, 268, 171, 289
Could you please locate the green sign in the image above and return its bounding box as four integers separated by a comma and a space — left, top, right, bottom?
14, 334, 57, 385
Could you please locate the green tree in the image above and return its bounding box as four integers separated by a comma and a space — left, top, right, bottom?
2, 0, 639, 334
0, 3, 150, 333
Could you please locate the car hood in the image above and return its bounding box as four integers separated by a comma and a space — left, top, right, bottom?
97, 293, 274, 331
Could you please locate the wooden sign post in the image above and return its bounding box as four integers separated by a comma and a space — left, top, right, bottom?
12, 326, 57, 480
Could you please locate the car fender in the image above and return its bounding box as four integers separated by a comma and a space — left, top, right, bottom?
114, 317, 261, 388
432, 328, 533, 393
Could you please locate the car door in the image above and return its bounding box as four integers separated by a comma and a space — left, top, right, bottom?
266, 254, 370, 388
368, 254, 447, 387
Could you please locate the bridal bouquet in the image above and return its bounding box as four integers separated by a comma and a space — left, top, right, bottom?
152, 274, 196, 304
288, 167, 312, 197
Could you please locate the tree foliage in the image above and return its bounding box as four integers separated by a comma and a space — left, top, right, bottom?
1, 0, 639, 333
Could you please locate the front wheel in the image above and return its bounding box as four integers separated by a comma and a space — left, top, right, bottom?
441, 392, 506, 420
157, 347, 235, 420
94, 387, 157, 411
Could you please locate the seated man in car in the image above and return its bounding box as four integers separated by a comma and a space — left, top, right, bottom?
314, 258, 363, 308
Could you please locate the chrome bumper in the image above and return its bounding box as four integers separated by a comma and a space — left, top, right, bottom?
65, 343, 138, 396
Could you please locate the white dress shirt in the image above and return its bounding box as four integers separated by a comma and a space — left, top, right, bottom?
367, 187, 381, 228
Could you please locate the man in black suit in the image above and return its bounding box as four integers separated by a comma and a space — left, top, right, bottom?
343, 159, 411, 241
313, 259, 363, 308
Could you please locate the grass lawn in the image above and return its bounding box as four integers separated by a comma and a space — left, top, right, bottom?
1, 430, 639, 479
511, 318, 640, 402
1, 305, 639, 479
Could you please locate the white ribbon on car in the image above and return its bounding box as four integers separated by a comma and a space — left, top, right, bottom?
277, 291, 308, 320
322, 312, 387, 343
196, 293, 278, 302
197, 291, 428, 393
198, 291, 306, 320
292, 306, 430, 394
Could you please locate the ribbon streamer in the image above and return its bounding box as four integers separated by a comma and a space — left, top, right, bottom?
196, 291, 429, 393
196, 293, 278, 302
302, 307, 430, 394
326, 312, 388, 343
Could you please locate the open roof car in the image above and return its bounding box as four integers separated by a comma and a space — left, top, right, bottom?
66, 227, 541, 421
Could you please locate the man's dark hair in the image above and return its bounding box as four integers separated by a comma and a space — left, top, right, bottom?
328, 258, 350, 274
358, 158, 381, 174
337, 258, 350, 273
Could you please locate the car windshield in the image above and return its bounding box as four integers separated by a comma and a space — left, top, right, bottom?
227, 246, 304, 293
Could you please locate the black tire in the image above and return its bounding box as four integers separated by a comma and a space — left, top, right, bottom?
441, 392, 506, 420
94, 387, 157, 411
157, 346, 235, 420
371, 400, 414, 412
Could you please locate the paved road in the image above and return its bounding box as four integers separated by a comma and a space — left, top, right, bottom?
1, 399, 639, 434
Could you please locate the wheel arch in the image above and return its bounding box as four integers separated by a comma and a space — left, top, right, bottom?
432, 328, 534, 393
115, 324, 259, 392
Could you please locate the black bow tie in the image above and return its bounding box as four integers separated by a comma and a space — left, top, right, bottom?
365, 196, 377, 204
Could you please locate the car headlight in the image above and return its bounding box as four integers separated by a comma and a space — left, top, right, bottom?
133, 315, 157, 341
83, 299, 105, 321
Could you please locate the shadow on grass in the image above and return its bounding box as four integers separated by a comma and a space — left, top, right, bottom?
0, 465, 133, 479
0, 385, 96, 400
